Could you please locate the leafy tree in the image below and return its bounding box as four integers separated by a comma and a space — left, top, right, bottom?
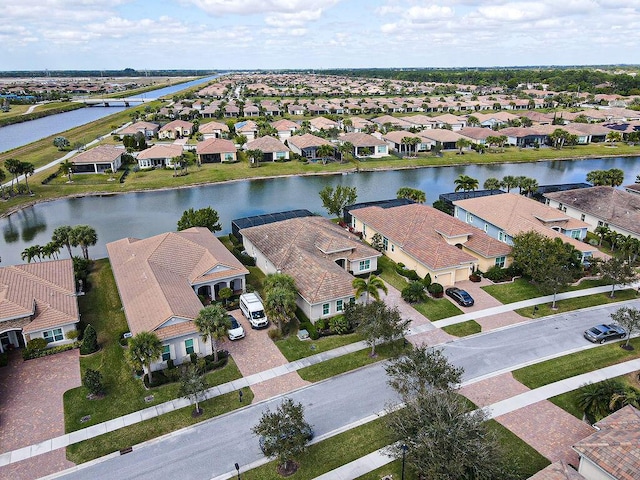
483, 177, 502, 191
83, 369, 105, 396
263, 273, 296, 292
318, 185, 357, 221
80, 323, 99, 355
356, 300, 409, 356
52, 225, 74, 258
177, 207, 221, 232
126, 331, 163, 383
401, 281, 428, 304
396, 186, 426, 203
352, 274, 388, 303
70, 225, 98, 260
194, 304, 230, 362
370, 232, 385, 252
251, 398, 312, 475
218, 287, 233, 306
595, 256, 638, 298
610, 306, 640, 349
53, 136, 70, 151
178, 364, 208, 415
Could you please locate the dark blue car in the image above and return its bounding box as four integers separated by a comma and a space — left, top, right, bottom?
445, 287, 474, 307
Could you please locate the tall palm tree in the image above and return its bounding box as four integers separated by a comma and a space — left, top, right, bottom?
594, 225, 610, 246
58, 159, 74, 181
52, 225, 74, 258
265, 286, 297, 333
352, 275, 388, 304
126, 331, 163, 384
246, 148, 263, 167
4, 158, 21, 190
41, 241, 61, 260
483, 177, 501, 191
577, 380, 625, 421
316, 144, 335, 164
20, 162, 35, 194
70, 225, 98, 260
454, 174, 479, 198
194, 304, 231, 362
0, 167, 6, 198
21, 245, 43, 263
519, 177, 539, 197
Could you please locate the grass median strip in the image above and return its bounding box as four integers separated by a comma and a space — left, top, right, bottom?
442, 319, 482, 337
516, 289, 638, 318
276, 333, 363, 362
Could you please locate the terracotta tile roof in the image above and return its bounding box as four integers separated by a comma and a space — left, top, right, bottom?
237, 120, 258, 133
136, 144, 183, 160
545, 186, 640, 236
528, 462, 585, 480
566, 122, 615, 136
573, 405, 640, 480
119, 121, 159, 135
196, 137, 236, 155
400, 115, 437, 127
106, 228, 248, 338
309, 116, 338, 129
159, 120, 193, 132
371, 115, 414, 128
351, 204, 509, 270
433, 113, 466, 125
287, 133, 333, 150
382, 131, 427, 144
198, 121, 229, 134
417, 129, 466, 143
240, 217, 380, 304
271, 119, 299, 131
245, 135, 289, 153
0, 259, 79, 334
348, 117, 374, 128
339, 132, 387, 147
459, 127, 495, 140
71, 145, 123, 165
454, 193, 595, 254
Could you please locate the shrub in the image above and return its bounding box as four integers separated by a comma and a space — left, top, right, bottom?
300, 321, 319, 340
83, 369, 105, 395
80, 324, 99, 355
484, 265, 509, 282
315, 318, 329, 331
66, 329, 79, 340
189, 352, 198, 364
0, 352, 9, 367
26, 337, 48, 351
268, 329, 283, 340
395, 263, 420, 281
22, 342, 79, 360
402, 281, 428, 303
329, 315, 351, 335
422, 273, 432, 288
427, 282, 444, 297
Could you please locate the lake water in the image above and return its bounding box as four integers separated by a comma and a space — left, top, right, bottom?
0, 75, 221, 153
1, 155, 637, 265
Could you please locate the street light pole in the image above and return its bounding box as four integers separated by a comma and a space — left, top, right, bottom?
401, 444, 408, 480
234, 462, 240, 480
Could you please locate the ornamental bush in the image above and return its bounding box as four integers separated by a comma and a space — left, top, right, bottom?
329, 315, 351, 335
427, 282, 444, 296
26, 337, 48, 351
80, 324, 98, 355
401, 281, 428, 304
83, 369, 105, 395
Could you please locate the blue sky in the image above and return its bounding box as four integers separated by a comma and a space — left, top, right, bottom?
2, 0, 639, 70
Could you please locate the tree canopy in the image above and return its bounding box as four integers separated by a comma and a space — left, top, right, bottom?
396, 186, 426, 203
177, 207, 222, 232
318, 185, 357, 221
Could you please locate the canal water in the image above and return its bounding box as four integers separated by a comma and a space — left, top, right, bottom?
1, 155, 637, 265
0, 75, 221, 153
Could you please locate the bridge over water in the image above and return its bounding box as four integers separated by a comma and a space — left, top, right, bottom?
73, 97, 158, 107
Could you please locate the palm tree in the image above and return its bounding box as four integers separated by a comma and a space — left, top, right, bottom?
20, 162, 35, 194
194, 304, 231, 362
21, 245, 43, 263
316, 144, 335, 164
609, 387, 640, 411
606, 131, 622, 145
455, 138, 471, 155
352, 275, 388, 304
41, 241, 61, 260
58, 159, 74, 182
70, 225, 98, 260
594, 225, 610, 246
454, 174, 479, 198
0, 167, 6, 198
246, 148, 263, 167
606, 168, 625, 187
126, 331, 163, 384
265, 286, 297, 333
577, 380, 625, 421
519, 177, 539, 197
483, 177, 501, 191
52, 225, 74, 258
339, 142, 354, 162
4, 158, 21, 190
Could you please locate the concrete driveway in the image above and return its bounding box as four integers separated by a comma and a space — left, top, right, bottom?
0, 349, 80, 479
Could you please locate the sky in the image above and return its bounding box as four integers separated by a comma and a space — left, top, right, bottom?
1, 0, 640, 71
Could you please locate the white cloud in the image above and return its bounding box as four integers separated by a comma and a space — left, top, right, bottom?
183, 0, 340, 16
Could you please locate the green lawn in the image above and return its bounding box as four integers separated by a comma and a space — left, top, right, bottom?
376, 255, 409, 291
298, 339, 407, 382
481, 278, 543, 303
413, 298, 463, 321
512, 337, 640, 389
442, 320, 482, 337
276, 333, 363, 362
515, 289, 638, 318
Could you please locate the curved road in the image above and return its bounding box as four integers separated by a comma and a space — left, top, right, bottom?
55, 299, 640, 480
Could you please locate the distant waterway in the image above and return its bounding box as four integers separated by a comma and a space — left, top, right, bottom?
1, 155, 637, 266
0, 75, 221, 153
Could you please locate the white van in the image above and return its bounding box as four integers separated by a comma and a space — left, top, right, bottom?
239, 292, 269, 329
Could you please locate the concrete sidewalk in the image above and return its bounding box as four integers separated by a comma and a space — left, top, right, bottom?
313, 357, 640, 480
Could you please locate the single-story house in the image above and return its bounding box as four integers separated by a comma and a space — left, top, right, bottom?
350, 203, 512, 285
453, 193, 601, 263
235, 120, 259, 142
286, 133, 335, 159
417, 129, 469, 151
400, 115, 437, 130
338, 132, 389, 158
544, 186, 640, 240
245, 136, 290, 161
309, 116, 339, 132
196, 138, 237, 163
345, 117, 374, 133
565, 122, 615, 143
107, 228, 249, 373
371, 115, 414, 130
240, 216, 381, 321
472, 112, 519, 128
498, 126, 548, 147
136, 144, 184, 169
199, 121, 229, 139
118, 121, 159, 139
243, 104, 260, 117
432, 113, 467, 131
71, 145, 123, 173
459, 127, 495, 145
271, 119, 299, 141
158, 120, 194, 140
0, 259, 79, 353
382, 130, 432, 154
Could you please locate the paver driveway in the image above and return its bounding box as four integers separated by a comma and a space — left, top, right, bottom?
0, 348, 80, 479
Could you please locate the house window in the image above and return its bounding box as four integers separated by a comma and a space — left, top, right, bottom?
336, 300, 344, 312
383, 236, 389, 251
43, 328, 64, 343
349, 297, 355, 304
571, 230, 581, 239
377, 145, 385, 153
162, 345, 171, 362
185, 339, 195, 355
224, 153, 234, 161
580, 214, 586, 221
322, 303, 330, 315
558, 202, 563, 211
359, 259, 371, 271
484, 223, 488, 232
276, 151, 286, 159
391, 244, 395, 252
498, 231, 507, 242
495, 256, 506, 268
466, 212, 473, 223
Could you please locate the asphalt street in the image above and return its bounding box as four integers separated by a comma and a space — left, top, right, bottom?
54, 299, 640, 480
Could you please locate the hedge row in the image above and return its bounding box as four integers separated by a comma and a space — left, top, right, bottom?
22, 341, 80, 360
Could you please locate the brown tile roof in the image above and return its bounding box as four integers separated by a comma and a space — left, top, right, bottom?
454, 193, 595, 254
287, 133, 333, 150
339, 132, 387, 147
572, 405, 640, 480
196, 137, 236, 155
271, 119, 299, 131
528, 462, 585, 480
459, 127, 495, 140
545, 186, 640, 236
136, 144, 183, 160
71, 145, 123, 165
417, 129, 466, 143
106, 228, 248, 338
159, 120, 193, 132
198, 121, 229, 134
351, 204, 510, 270
382, 131, 427, 144
245, 135, 289, 153
309, 117, 339, 129
240, 217, 380, 304
0, 260, 79, 334
119, 121, 159, 135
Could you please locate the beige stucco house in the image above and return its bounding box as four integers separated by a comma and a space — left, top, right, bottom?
71, 145, 123, 174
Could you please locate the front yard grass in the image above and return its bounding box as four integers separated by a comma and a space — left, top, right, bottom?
482, 277, 616, 305
512, 337, 640, 389
66, 389, 254, 464
413, 298, 463, 321
515, 289, 638, 318
442, 319, 482, 337
276, 333, 363, 362
297, 339, 407, 382
376, 255, 409, 292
